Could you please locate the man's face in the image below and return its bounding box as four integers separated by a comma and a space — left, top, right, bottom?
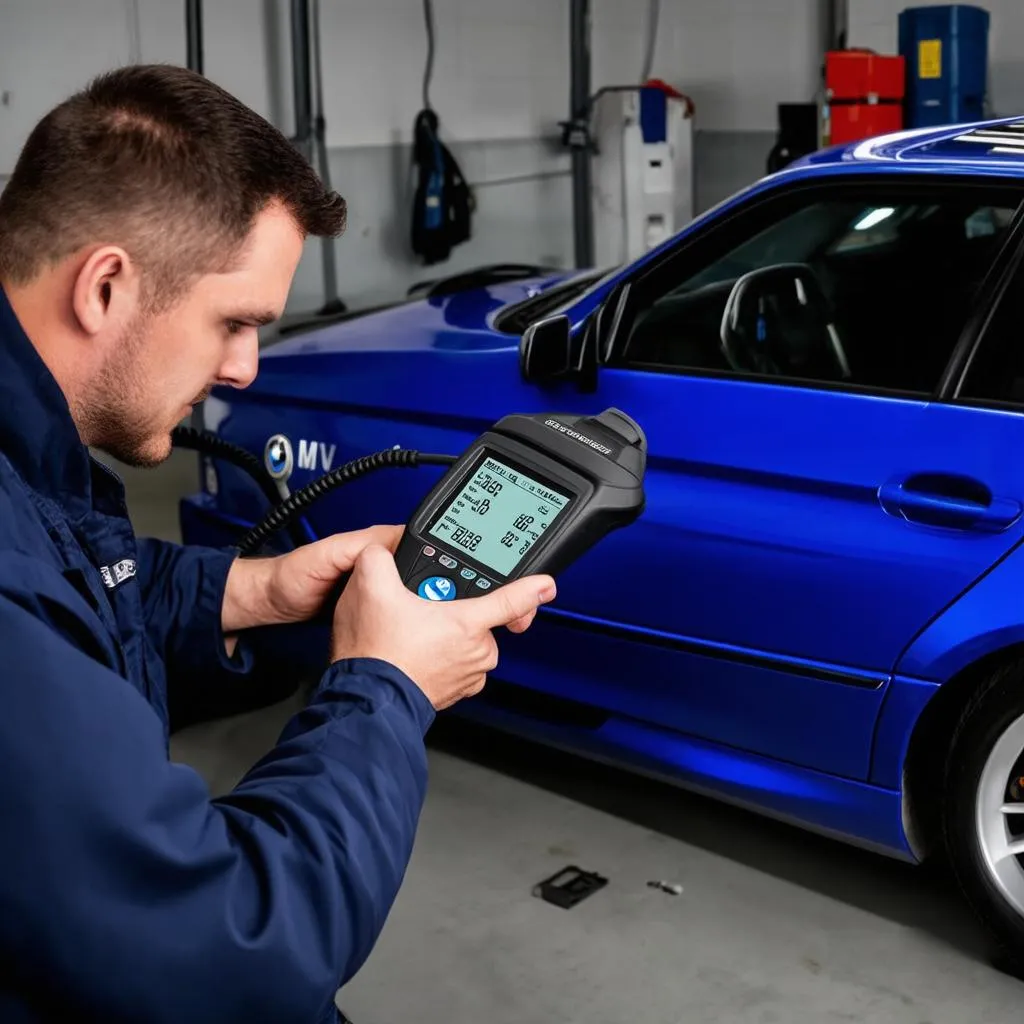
92, 203, 305, 467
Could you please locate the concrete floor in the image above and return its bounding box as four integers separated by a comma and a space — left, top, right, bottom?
120, 449, 1023, 1024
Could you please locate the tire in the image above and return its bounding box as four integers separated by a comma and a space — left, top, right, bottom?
944, 659, 1024, 973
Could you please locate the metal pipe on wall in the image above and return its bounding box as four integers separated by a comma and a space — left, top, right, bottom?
184, 0, 204, 427
290, 0, 314, 162
309, 0, 343, 313
569, 0, 595, 269
185, 0, 204, 74
290, 0, 344, 315
826, 0, 849, 50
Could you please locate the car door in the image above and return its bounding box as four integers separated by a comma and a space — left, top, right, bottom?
500, 174, 1024, 782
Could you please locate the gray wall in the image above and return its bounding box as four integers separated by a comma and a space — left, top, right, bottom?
286, 136, 574, 315
0, 127, 774, 315
283, 130, 774, 316
0, 0, 815, 312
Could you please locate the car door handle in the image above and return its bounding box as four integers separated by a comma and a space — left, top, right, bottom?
878, 475, 1022, 533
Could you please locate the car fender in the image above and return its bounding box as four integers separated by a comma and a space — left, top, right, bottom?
892, 536, 1024, 684
870, 536, 1024, 853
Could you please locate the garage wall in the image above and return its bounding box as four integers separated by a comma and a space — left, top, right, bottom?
0, 0, 825, 311
849, 1, 1024, 117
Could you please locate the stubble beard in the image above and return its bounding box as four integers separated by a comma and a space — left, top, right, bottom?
79, 311, 171, 469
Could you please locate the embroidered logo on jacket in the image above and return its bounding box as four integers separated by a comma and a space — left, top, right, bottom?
99, 558, 137, 590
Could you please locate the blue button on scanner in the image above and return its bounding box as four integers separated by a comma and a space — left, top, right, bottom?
417, 576, 457, 602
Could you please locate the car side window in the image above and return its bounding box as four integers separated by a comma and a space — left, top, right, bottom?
957, 252, 1024, 407
618, 186, 1020, 395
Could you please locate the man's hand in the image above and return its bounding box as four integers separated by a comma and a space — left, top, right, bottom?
265, 525, 407, 624
221, 526, 404, 637
330, 544, 556, 710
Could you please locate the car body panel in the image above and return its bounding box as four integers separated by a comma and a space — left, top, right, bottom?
893, 529, 1024, 683
212, 361, 1024, 786
182, 117, 1024, 862
264, 276, 580, 358
476, 607, 889, 781
453, 691, 915, 861
869, 676, 941, 791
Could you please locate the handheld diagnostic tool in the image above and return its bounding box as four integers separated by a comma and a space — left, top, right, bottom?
394, 408, 646, 601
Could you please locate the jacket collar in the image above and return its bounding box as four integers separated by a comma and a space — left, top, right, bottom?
0, 285, 99, 517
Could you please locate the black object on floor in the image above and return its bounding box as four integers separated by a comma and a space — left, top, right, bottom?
533, 866, 608, 909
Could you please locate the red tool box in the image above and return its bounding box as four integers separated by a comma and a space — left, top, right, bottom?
824, 49, 906, 146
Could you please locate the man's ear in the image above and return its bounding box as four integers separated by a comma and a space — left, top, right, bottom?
70, 245, 140, 338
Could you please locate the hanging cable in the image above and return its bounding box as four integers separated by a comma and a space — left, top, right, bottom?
237, 449, 457, 556
640, 0, 660, 83
170, 426, 310, 550
422, 0, 436, 110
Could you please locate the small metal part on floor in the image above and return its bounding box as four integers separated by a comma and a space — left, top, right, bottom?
533, 866, 609, 909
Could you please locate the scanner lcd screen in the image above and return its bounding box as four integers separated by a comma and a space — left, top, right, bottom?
427, 455, 571, 577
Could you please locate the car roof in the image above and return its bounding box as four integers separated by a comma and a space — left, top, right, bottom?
792, 116, 1024, 178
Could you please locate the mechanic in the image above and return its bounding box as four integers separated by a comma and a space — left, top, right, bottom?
0, 65, 555, 1023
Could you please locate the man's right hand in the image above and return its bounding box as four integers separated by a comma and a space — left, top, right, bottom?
330, 544, 556, 710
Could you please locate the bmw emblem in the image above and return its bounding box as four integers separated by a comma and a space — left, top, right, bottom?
264, 434, 294, 481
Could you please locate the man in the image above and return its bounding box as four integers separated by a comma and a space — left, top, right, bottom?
0, 65, 555, 1022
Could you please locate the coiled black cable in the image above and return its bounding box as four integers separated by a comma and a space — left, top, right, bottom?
171, 426, 280, 506
170, 425, 312, 549
237, 449, 457, 556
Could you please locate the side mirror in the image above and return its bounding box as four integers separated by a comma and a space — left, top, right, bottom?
520, 314, 572, 384
519, 311, 600, 392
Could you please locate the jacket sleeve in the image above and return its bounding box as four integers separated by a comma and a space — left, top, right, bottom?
134, 536, 250, 684
0, 557, 435, 1024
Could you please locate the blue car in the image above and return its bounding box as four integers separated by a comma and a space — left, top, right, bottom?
181, 117, 1024, 964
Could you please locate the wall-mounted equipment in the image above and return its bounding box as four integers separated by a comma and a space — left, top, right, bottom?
591, 84, 695, 267
409, 0, 473, 266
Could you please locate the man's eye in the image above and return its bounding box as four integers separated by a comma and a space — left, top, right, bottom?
226, 320, 244, 335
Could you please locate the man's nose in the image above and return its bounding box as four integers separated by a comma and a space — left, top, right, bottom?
218, 332, 259, 389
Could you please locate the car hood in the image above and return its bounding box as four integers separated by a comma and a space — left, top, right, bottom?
260, 273, 573, 362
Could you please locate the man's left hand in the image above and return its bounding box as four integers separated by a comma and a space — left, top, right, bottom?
221, 525, 404, 637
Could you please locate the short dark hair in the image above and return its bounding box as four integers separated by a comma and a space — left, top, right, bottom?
0, 64, 346, 308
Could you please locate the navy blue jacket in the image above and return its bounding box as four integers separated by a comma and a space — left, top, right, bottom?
0, 288, 435, 1023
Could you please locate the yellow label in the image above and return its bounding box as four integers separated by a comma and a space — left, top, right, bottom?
919, 38, 942, 79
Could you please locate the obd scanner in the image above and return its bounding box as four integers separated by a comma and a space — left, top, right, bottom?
394, 408, 647, 601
